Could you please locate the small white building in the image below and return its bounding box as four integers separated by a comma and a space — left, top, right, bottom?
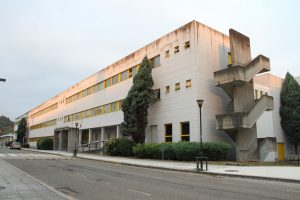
15, 20, 295, 161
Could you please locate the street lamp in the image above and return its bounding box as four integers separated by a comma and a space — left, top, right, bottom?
73, 122, 79, 157
196, 99, 204, 156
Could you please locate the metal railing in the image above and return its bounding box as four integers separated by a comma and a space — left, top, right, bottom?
78, 140, 108, 153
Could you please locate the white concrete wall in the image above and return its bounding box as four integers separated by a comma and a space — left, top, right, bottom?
25, 21, 235, 148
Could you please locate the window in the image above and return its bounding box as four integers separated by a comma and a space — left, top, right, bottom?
121, 70, 128, 81
105, 78, 111, 87
132, 66, 138, 76
165, 50, 170, 58
112, 75, 119, 85
186, 79, 192, 88
92, 108, 97, 116
228, 52, 232, 66
97, 106, 103, 115
111, 102, 118, 112
83, 89, 87, 97
174, 46, 179, 53
175, 83, 180, 91
181, 122, 190, 141
104, 104, 111, 113
165, 86, 170, 94
165, 124, 172, 142
153, 89, 160, 101
99, 82, 105, 90
150, 55, 161, 68
92, 84, 99, 93
128, 68, 133, 78
184, 41, 190, 49
87, 88, 91, 95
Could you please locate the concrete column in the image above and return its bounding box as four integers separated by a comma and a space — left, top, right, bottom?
88, 129, 92, 143
116, 125, 120, 139
78, 129, 82, 145
58, 131, 62, 151
100, 127, 105, 148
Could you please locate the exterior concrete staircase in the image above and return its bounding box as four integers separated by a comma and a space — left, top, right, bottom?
216, 95, 274, 130
214, 55, 270, 98
213, 29, 274, 161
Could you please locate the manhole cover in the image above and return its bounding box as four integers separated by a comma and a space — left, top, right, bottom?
0, 186, 5, 190
225, 170, 239, 172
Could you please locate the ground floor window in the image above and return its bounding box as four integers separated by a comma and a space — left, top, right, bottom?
181, 122, 190, 141
165, 124, 172, 142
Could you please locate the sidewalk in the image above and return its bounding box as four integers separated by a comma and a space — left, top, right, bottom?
0, 159, 70, 200
24, 148, 300, 183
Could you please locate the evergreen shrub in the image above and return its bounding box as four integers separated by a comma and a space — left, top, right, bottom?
37, 137, 53, 150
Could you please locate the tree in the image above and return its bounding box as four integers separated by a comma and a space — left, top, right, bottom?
280, 72, 300, 154
16, 117, 27, 144
120, 56, 154, 144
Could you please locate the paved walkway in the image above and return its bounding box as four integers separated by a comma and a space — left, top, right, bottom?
24, 148, 300, 183
0, 159, 68, 200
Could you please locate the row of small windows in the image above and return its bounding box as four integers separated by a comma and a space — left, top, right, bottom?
66, 55, 160, 105
64, 100, 122, 123
31, 103, 58, 119
255, 89, 268, 100
165, 79, 192, 94
165, 122, 190, 142
30, 119, 57, 130
165, 41, 190, 58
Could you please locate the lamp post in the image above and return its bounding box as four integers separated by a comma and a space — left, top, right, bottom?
73, 122, 79, 157
196, 99, 204, 155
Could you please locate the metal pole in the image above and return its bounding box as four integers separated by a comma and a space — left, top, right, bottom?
200, 106, 202, 154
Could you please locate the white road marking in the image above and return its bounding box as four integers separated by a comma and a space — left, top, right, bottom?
0, 154, 5, 157
7, 153, 18, 157
287, 189, 300, 193
128, 188, 151, 196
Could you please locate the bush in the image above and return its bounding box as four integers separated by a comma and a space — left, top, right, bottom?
117, 138, 135, 157
202, 142, 231, 161
173, 142, 200, 161
133, 141, 231, 161
160, 143, 176, 160
105, 138, 135, 156
105, 138, 121, 156
37, 137, 53, 150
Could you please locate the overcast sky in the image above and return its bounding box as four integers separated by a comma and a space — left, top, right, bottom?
1, 0, 299, 121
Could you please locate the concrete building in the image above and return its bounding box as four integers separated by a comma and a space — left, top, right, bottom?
15, 20, 294, 161
0, 133, 16, 146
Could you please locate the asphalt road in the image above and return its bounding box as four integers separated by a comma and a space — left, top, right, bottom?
1, 148, 299, 200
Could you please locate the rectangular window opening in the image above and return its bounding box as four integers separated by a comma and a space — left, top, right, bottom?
174, 46, 179, 54
181, 122, 190, 142
184, 41, 190, 49
186, 79, 192, 88
165, 124, 172, 142
165, 86, 170, 94
175, 83, 180, 91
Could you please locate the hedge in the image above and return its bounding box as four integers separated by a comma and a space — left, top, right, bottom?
105, 138, 135, 157
37, 137, 53, 150
133, 142, 231, 161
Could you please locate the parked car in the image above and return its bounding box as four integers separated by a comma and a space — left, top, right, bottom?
10, 142, 21, 150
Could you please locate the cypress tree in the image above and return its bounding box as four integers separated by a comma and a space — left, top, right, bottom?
280, 72, 300, 154
16, 117, 27, 144
120, 56, 154, 144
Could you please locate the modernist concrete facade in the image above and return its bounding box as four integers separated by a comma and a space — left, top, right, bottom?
14, 20, 294, 161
